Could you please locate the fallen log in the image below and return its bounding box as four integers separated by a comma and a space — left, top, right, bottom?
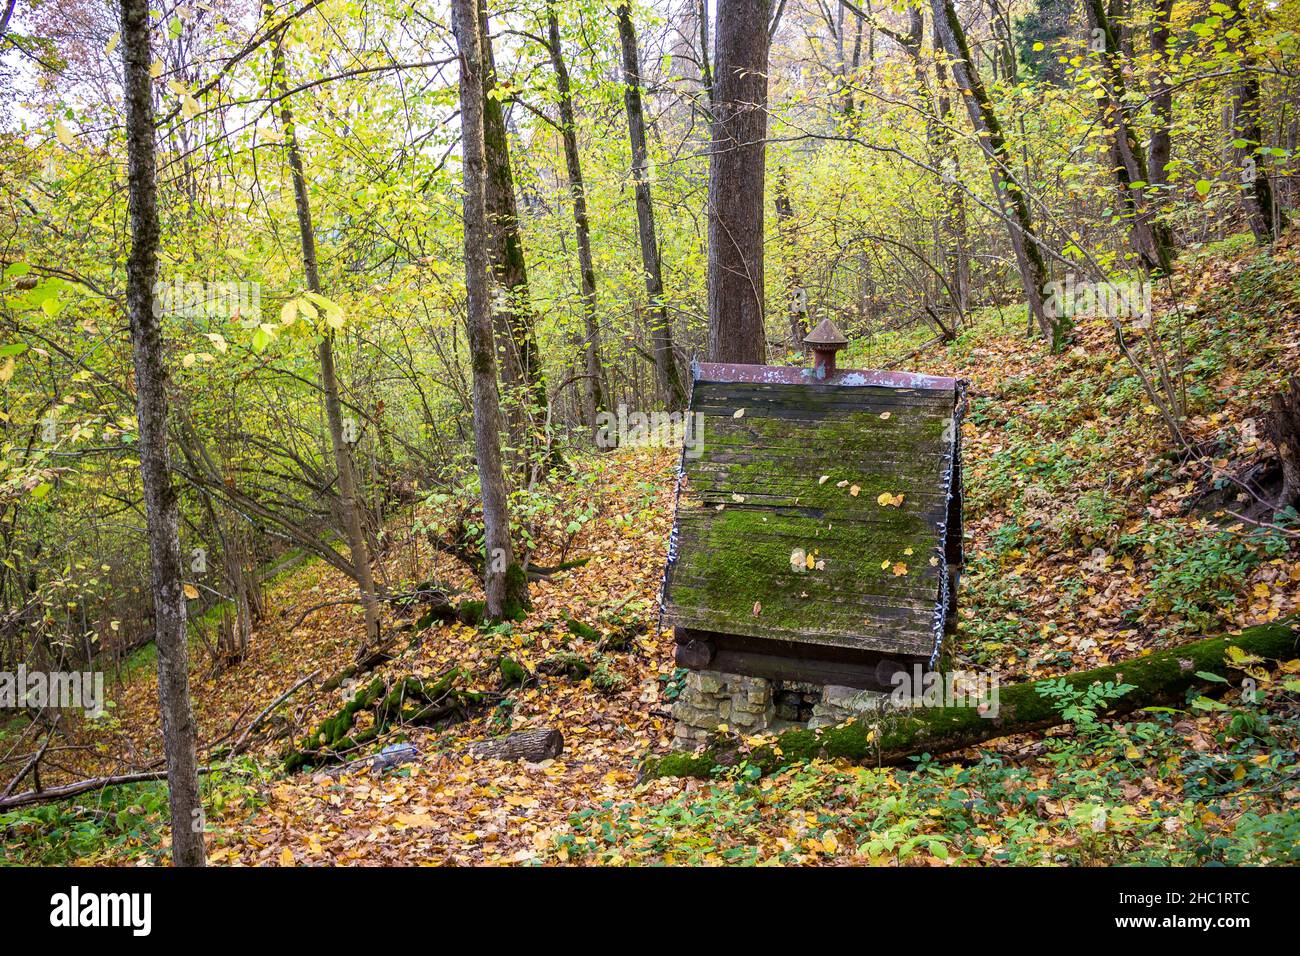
0, 768, 212, 811
469, 729, 563, 762
642, 617, 1299, 780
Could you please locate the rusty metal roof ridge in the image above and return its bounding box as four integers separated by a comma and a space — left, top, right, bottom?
695, 362, 959, 391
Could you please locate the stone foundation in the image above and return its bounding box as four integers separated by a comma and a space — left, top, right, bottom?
673, 669, 885, 748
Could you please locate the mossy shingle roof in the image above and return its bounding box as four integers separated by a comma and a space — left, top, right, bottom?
662, 363, 963, 662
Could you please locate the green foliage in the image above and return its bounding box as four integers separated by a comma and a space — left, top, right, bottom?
560, 694, 1300, 865
0, 763, 264, 866
1141, 526, 1288, 635
1035, 676, 1136, 731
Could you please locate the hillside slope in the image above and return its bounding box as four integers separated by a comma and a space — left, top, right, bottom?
3, 235, 1298, 866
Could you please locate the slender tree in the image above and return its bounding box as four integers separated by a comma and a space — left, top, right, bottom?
616, 2, 687, 410
545, 5, 606, 432
479, 4, 551, 461
707, 0, 771, 364
453, 0, 528, 619
1148, 0, 1174, 192
270, 32, 382, 652
1227, 0, 1286, 242
119, 0, 205, 866
1083, 0, 1174, 273
931, 0, 1065, 349
773, 169, 808, 347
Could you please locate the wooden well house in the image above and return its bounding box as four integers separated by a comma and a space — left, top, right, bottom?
661, 319, 965, 693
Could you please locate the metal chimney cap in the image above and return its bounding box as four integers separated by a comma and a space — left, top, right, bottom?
804, 317, 849, 348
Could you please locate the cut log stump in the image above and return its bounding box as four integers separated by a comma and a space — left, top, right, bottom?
469, 728, 563, 762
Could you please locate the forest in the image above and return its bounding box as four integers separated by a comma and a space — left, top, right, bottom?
0, 0, 1298, 877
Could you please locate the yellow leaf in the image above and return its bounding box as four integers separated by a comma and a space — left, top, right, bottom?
183, 584, 199, 600
397, 812, 436, 827
105, 32, 120, 56
821, 832, 839, 853
54, 121, 74, 146
879, 411, 891, 420
150, 58, 164, 78
0, 358, 14, 383
732, 408, 745, 418
278, 847, 295, 866
892, 563, 908, 576
849, 484, 860, 497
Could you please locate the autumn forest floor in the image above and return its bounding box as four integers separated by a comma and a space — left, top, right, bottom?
3, 232, 1300, 865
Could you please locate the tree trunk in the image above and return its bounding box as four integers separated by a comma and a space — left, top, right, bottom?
1227, 0, 1286, 243
1148, 0, 1174, 192
1084, 0, 1174, 273
697, 0, 714, 102
468, 728, 564, 762
930, 0, 1064, 350
271, 37, 381, 652
928, 12, 971, 316
773, 169, 807, 348
707, 0, 770, 365
479, 4, 551, 462
616, 3, 688, 411
1266, 377, 1300, 513
119, 0, 205, 866
645, 617, 1300, 778
453, 0, 528, 621
546, 8, 606, 433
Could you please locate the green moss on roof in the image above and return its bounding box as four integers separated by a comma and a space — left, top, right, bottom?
663, 379, 959, 659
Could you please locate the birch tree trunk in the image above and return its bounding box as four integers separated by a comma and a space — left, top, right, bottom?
271, 35, 381, 651
453, 0, 529, 620
546, 7, 606, 433
616, 2, 687, 410
119, 0, 205, 866
707, 0, 770, 365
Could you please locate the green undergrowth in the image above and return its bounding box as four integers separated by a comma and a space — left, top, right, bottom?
559, 684, 1300, 866
0, 760, 267, 866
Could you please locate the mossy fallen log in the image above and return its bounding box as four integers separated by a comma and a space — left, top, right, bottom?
284, 667, 482, 772
642, 617, 1299, 780
320, 645, 395, 693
